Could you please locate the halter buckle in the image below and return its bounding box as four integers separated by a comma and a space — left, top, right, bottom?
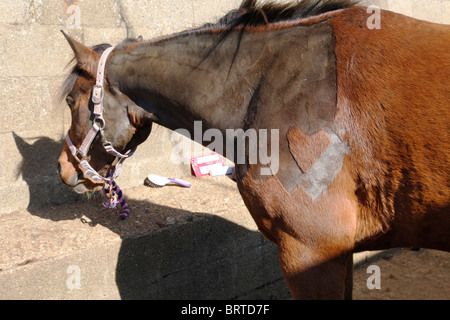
92, 84, 105, 104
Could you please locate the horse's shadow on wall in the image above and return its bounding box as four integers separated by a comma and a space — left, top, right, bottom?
12, 132, 286, 299
13, 132, 80, 213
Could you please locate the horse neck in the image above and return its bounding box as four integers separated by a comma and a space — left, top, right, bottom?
108, 21, 331, 137
109, 30, 257, 134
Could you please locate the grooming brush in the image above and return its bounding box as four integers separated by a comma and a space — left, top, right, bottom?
145, 174, 192, 188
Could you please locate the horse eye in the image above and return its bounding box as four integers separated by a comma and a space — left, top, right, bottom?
66, 96, 76, 109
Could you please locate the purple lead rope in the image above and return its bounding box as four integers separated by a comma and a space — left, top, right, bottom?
102, 172, 130, 220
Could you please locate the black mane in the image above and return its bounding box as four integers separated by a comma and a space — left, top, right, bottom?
197, 0, 357, 75
206, 0, 358, 28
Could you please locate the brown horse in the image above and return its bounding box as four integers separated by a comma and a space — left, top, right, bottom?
58, 0, 450, 299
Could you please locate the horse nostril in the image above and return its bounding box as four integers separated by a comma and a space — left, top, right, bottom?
57, 163, 62, 176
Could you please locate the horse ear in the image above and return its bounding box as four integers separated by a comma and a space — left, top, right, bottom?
61, 30, 99, 78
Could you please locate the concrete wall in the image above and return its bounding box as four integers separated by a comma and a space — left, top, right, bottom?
0, 0, 449, 214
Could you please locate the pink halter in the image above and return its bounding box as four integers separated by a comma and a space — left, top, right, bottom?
65, 46, 136, 182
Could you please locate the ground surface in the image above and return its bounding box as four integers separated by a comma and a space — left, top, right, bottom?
353, 248, 449, 300
1, 175, 448, 300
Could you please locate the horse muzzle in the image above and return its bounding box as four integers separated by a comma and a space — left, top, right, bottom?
58, 148, 104, 193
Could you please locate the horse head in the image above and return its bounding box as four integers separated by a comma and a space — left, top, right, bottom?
58, 32, 156, 193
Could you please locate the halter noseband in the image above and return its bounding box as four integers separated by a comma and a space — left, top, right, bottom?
65, 46, 136, 182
